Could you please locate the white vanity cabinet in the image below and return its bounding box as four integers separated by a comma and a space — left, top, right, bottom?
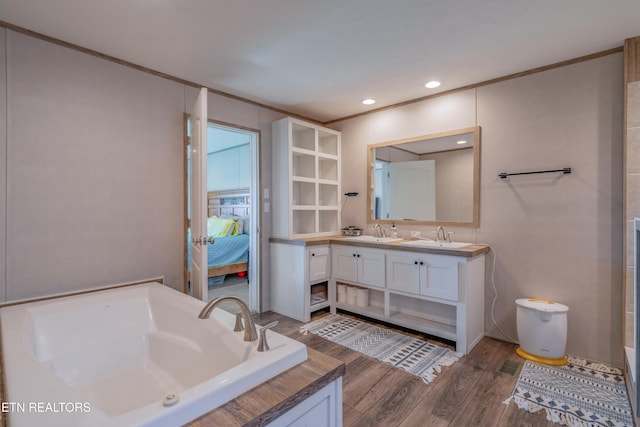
270, 241, 331, 322
272, 117, 341, 238
332, 246, 386, 288
332, 245, 486, 354
387, 253, 459, 301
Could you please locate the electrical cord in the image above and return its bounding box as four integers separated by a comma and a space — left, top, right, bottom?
485, 244, 518, 343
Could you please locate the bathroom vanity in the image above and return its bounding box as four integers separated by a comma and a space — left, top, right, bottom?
270, 237, 489, 354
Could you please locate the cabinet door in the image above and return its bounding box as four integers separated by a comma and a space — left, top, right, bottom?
308, 246, 330, 282
358, 250, 386, 288
421, 254, 459, 301
332, 247, 358, 282
386, 254, 420, 294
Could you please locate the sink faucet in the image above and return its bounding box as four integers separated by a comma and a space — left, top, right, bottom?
373, 223, 385, 238
198, 296, 258, 342
435, 226, 451, 243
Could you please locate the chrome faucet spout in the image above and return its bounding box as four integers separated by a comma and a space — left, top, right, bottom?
435, 226, 448, 243
198, 296, 258, 342
373, 223, 385, 238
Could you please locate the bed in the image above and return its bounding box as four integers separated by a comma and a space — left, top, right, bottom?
187, 189, 251, 284
205, 189, 250, 279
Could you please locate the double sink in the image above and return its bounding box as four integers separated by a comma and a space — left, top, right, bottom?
340, 235, 472, 249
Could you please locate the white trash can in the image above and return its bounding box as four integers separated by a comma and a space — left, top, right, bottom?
515, 297, 569, 365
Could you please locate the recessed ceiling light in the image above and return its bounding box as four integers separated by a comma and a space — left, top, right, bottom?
361, 98, 376, 105
425, 81, 441, 89
456, 140, 467, 145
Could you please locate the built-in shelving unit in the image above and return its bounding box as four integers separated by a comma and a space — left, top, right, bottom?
272, 118, 341, 238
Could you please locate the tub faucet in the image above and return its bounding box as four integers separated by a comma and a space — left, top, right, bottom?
198, 296, 258, 342
373, 223, 385, 238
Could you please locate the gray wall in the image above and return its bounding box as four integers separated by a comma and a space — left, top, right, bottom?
1, 29, 7, 301
335, 54, 624, 365
0, 30, 284, 310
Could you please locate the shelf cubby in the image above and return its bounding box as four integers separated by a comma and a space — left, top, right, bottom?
388, 293, 457, 340
318, 183, 338, 206
292, 123, 316, 151
318, 210, 339, 233
293, 181, 316, 206
292, 210, 316, 235
318, 130, 339, 155
318, 157, 338, 181
292, 152, 316, 179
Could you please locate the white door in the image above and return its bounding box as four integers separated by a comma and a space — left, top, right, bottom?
389, 160, 435, 220
190, 88, 208, 301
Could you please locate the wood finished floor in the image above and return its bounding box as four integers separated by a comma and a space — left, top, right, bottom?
253, 310, 554, 427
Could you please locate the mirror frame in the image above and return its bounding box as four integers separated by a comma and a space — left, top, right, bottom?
367, 126, 481, 228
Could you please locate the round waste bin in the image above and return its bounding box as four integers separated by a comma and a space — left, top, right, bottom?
515, 297, 569, 366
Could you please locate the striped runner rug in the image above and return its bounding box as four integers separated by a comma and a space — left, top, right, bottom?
505, 356, 633, 427
299, 314, 460, 384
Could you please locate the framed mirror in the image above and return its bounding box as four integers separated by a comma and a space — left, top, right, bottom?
367, 126, 480, 227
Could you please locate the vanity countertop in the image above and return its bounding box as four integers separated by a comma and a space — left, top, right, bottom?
186, 347, 344, 426
269, 235, 490, 258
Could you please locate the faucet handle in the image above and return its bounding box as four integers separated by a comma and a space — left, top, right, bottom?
257, 321, 279, 352
234, 312, 244, 332
446, 231, 454, 243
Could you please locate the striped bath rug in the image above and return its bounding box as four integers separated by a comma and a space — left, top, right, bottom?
505, 356, 633, 427
299, 314, 460, 383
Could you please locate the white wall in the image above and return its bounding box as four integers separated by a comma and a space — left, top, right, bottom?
207, 145, 251, 191
1, 30, 286, 311
334, 54, 624, 365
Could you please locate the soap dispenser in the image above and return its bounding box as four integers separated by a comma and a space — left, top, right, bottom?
389, 222, 398, 238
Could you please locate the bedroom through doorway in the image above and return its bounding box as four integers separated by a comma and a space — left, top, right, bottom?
185, 118, 261, 312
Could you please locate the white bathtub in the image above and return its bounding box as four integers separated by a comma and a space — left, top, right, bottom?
0, 282, 307, 426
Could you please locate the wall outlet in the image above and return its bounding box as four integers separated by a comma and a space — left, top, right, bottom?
410, 231, 421, 238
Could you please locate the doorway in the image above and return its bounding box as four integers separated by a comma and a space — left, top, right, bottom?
185, 117, 261, 312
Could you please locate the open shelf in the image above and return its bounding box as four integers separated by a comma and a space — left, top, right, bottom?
318, 130, 338, 155
318, 183, 338, 206
336, 302, 385, 318
388, 293, 457, 340
292, 210, 316, 235
318, 157, 338, 181
293, 181, 316, 206
318, 210, 339, 233
292, 122, 316, 151
292, 151, 316, 179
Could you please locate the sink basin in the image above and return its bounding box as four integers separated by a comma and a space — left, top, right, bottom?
341, 235, 404, 243
400, 240, 471, 249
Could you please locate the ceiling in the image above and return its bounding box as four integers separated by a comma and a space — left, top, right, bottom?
1, 0, 639, 122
